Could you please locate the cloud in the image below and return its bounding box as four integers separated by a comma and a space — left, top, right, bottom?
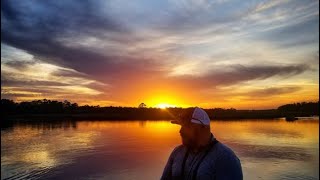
169, 63, 311, 89
244, 86, 302, 97
1, 58, 107, 102
1, 0, 131, 70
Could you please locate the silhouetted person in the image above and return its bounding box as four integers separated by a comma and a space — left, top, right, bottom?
161, 107, 243, 180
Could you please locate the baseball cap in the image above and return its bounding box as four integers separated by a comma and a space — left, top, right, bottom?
171, 107, 210, 126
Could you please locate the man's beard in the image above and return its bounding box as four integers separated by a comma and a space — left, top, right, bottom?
181, 136, 197, 149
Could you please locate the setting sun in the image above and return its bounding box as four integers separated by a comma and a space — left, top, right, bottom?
156, 103, 175, 109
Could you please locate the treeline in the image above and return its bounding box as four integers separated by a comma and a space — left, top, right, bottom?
277, 102, 319, 117
1, 99, 319, 121
1, 99, 176, 120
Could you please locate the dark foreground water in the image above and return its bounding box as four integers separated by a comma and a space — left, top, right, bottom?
1, 119, 319, 180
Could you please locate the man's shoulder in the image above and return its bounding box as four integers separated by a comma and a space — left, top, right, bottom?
170, 144, 185, 157
213, 142, 239, 158
172, 144, 184, 152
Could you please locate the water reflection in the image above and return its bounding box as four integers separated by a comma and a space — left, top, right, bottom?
1, 121, 98, 179
1, 119, 319, 180
229, 142, 312, 161
2, 120, 78, 130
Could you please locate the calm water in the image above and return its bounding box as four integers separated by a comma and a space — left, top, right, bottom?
1, 119, 319, 180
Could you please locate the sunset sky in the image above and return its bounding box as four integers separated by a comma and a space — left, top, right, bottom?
1, 0, 319, 109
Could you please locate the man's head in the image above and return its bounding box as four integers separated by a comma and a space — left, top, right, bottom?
171, 107, 211, 149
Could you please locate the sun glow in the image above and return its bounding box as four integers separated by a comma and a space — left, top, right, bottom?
156, 103, 175, 109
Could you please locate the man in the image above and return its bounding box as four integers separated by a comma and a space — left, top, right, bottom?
161, 107, 243, 180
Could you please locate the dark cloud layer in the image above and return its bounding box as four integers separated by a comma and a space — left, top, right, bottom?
1, 0, 315, 79
170, 64, 311, 89
247, 86, 302, 97
1, 0, 130, 72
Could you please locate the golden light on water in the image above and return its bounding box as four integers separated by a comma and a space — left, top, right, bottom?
22, 151, 57, 168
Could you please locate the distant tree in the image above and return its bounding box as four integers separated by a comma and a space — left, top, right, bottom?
1, 99, 17, 114
138, 103, 147, 108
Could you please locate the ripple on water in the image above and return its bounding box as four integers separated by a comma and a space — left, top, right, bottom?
278, 173, 319, 180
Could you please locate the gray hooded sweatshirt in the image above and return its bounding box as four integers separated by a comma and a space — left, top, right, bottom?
160, 134, 243, 180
